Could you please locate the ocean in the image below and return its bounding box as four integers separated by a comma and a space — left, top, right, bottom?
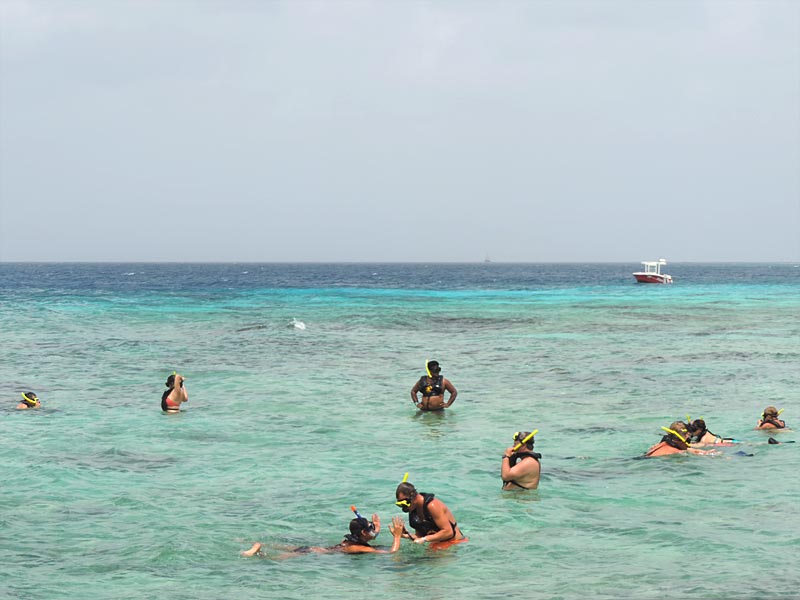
1, 262, 798, 599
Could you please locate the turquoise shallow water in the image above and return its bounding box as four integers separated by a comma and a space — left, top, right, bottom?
1, 263, 799, 599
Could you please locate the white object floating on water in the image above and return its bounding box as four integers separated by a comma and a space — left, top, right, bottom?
290, 318, 306, 330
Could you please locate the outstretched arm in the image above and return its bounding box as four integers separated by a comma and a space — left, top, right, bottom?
413, 500, 453, 544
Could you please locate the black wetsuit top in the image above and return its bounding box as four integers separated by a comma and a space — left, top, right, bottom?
760, 418, 785, 429
419, 375, 444, 397
409, 493, 458, 539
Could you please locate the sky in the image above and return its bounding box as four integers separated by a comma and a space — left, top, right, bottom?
1, 0, 798, 262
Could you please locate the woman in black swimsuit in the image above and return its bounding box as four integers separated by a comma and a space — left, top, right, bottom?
241, 514, 405, 558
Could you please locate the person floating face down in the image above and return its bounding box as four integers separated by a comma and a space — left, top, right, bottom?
17, 391, 40, 410
644, 422, 714, 457
394, 481, 466, 548
756, 406, 786, 430
161, 373, 188, 413
241, 511, 405, 558
410, 360, 457, 411
686, 419, 735, 446
501, 431, 541, 490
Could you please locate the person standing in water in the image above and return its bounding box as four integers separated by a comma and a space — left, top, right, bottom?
756, 406, 786, 430
17, 391, 41, 410
501, 431, 541, 490
394, 481, 466, 548
410, 360, 457, 411
161, 372, 188, 413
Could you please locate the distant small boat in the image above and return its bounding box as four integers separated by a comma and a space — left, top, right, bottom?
633, 259, 673, 284
484, 253, 492, 263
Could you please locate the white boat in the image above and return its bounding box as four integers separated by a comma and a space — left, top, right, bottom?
633, 259, 673, 284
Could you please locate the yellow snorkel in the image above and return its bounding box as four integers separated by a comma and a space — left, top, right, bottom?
401, 472, 409, 483
661, 426, 690, 446
20, 392, 39, 407
425, 360, 432, 378
513, 430, 538, 451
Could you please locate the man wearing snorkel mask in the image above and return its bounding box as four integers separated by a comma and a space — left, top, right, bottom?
395, 482, 466, 548
756, 406, 787, 430
501, 431, 541, 490
241, 513, 405, 558
410, 360, 457, 411
17, 391, 41, 410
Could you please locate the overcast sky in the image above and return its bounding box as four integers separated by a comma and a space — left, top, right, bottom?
1, 0, 798, 262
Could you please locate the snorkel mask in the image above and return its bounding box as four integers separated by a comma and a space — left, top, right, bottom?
350, 506, 377, 539
395, 472, 417, 513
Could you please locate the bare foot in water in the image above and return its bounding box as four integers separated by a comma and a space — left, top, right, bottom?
241, 542, 263, 557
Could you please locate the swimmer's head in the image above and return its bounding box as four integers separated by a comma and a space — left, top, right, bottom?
688, 419, 706, 434
426, 360, 441, 375
349, 517, 376, 541
763, 406, 779, 418
513, 431, 535, 450
662, 421, 690, 447
395, 482, 418, 513
20, 391, 40, 407
165, 374, 176, 388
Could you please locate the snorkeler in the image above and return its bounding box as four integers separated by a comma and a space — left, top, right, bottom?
644, 422, 714, 457
395, 479, 466, 548
161, 372, 188, 413
501, 430, 541, 490
756, 407, 786, 430
686, 419, 736, 446
241, 510, 405, 558
16, 391, 41, 410
410, 360, 457, 411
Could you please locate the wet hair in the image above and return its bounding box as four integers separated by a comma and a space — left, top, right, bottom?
21, 392, 39, 406
165, 375, 175, 388
688, 419, 706, 434
515, 431, 535, 449
349, 517, 371, 537
396, 482, 417, 499
763, 406, 779, 418
427, 361, 441, 372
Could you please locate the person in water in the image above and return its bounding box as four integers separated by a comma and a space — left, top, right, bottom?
17, 391, 41, 410
644, 422, 714, 457
686, 419, 736, 446
394, 481, 465, 547
501, 431, 541, 490
756, 406, 786, 430
241, 513, 405, 558
161, 372, 188, 413
410, 360, 457, 411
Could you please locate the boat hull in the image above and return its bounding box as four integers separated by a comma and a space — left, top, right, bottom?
633, 273, 672, 284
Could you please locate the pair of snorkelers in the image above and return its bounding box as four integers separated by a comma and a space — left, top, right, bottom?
644, 422, 718, 457
243, 478, 466, 559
